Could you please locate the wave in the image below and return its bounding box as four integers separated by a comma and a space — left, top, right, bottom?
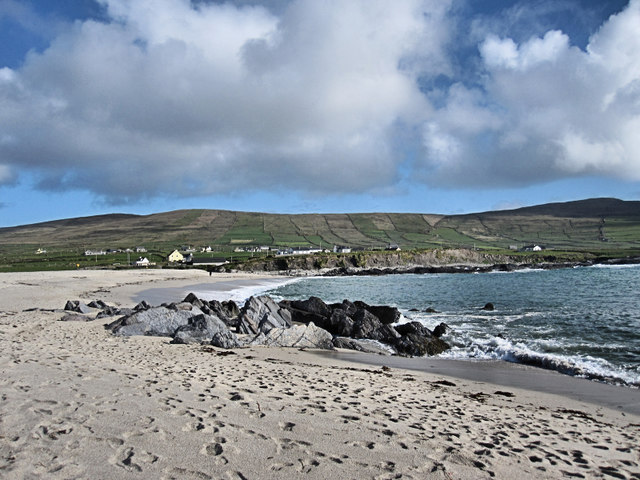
440, 336, 640, 387
192, 277, 302, 304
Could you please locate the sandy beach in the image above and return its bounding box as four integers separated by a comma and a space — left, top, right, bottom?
1, 269, 639, 479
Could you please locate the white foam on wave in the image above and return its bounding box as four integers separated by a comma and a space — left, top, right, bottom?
190, 277, 304, 304
588, 263, 640, 270
439, 334, 640, 387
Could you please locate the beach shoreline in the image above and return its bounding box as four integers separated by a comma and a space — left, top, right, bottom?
1, 269, 639, 479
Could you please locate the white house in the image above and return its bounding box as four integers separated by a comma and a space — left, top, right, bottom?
135, 257, 150, 266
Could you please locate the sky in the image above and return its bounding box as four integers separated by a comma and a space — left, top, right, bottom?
0, 0, 639, 227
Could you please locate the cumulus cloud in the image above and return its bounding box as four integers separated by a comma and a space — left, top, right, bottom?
420, 0, 640, 186
0, 0, 638, 202
0, 0, 445, 200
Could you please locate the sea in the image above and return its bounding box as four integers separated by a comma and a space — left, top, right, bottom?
250, 264, 640, 387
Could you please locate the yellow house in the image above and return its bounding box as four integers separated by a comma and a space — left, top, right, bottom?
167, 250, 184, 263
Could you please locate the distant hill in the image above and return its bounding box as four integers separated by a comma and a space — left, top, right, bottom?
1, 198, 639, 252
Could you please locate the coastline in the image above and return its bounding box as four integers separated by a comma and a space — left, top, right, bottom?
1, 269, 639, 478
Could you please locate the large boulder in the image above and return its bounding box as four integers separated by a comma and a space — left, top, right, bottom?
250, 323, 333, 349
171, 314, 241, 348
279, 297, 331, 326
237, 296, 292, 335
351, 308, 384, 339
106, 306, 201, 336
393, 322, 450, 356
354, 301, 402, 325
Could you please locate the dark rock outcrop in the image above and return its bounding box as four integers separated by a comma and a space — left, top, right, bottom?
279, 297, 450, 357
432, 322, 449, 338
394, 322, 449, 356
482, 302, 495, 311
102, 293, 450, 358
171, 313, 241, 348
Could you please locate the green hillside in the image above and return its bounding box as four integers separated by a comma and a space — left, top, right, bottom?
0, 198, 639, 271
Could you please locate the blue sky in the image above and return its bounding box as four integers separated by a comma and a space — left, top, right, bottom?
0, 0, 638, 227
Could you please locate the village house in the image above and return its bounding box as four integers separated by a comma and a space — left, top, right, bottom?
134, 257, 151, 266
333, 245, 351, 253
135, 246, 147, 253
35, 248, 47, 255
167, 250, 184, 263
189, 257, 229, 266
84, 249, 106, 256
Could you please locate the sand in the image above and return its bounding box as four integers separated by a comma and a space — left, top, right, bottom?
1, 269, 639, 479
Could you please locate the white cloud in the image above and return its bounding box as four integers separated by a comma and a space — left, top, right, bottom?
420, 0, 640, 186
0, 0, 444, 201
0, 0, 638, 202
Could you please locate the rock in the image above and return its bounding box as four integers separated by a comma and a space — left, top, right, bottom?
351, 308, 384, 339
394, 322, 449, 356
222, 300, 239, 319
424, 307, 439, 313
330, 299, 358, 316
332, 337, 395, 355
237, 296, 292, 335
290, 296, 332, 318
279, 298, 330, 326
96, 306, 132, 319
250, 322, 333, 349
88, 300, 108, 309
106, 307, 198, 337
354, 301, 401, 325
326, 309, 355, 337
183, 293, 205, 310
204, 299, 239, 327
171, 302, 195, 311
482, 302, 495, 311
134, 300, 151, 311
63, 300, 92, 314
64, 300, 77, 311
171, 314, 241, 348
432, 322, 449, 338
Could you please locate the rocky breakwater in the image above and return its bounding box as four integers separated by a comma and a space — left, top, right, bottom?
64, 294, 450, 357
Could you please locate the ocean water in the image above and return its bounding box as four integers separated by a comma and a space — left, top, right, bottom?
259, 265, 640, 387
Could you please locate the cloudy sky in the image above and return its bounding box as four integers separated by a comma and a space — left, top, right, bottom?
0, 0, 638, 226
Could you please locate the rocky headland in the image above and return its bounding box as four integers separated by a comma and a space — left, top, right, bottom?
220, 248, 640, 276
